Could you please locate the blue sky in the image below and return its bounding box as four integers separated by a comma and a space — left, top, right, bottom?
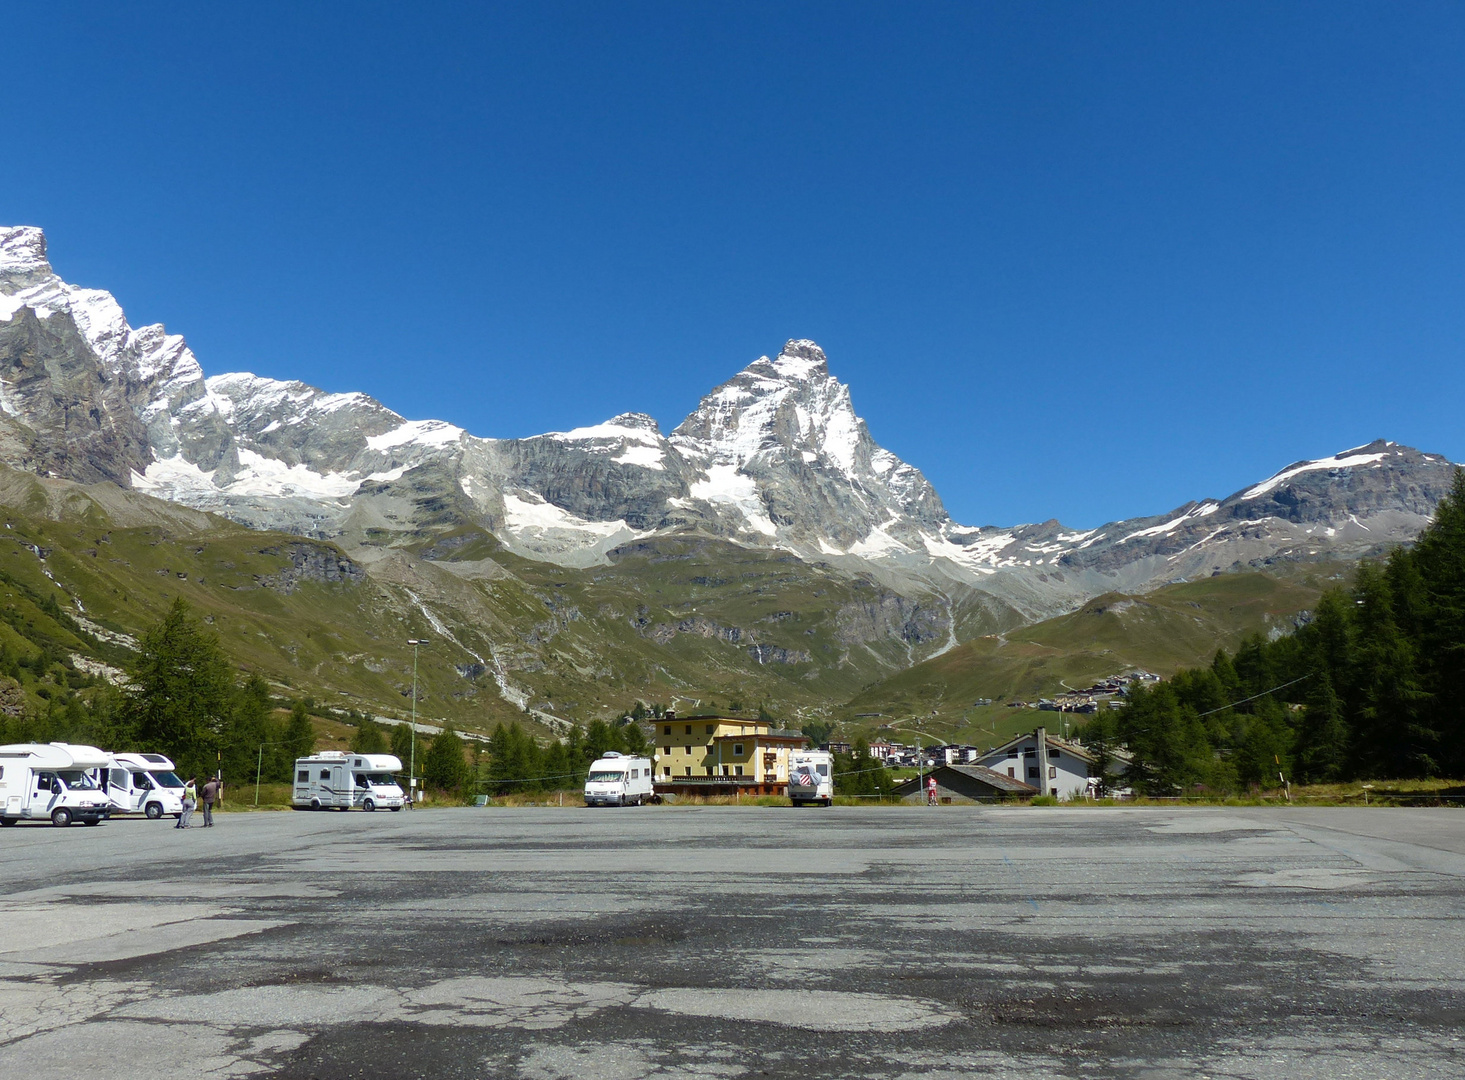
4, 2, 1462, 528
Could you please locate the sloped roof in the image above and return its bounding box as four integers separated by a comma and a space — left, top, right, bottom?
893, 764, 1039, 796
980, 731, 1098, 765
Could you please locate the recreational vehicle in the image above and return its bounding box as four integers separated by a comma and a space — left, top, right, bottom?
97, 752, 187, 819
0, 743, 115, 826
787, 749, 834, 806
292, 752, 405, 810
583, 752, 654, 806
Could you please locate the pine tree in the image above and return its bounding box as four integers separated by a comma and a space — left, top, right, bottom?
389, 718, 417, 769
1404, 469, 1465, 770
283, 700, 316, 764
351, 714, 387, 754
225, 674, 275, 784
424, 724, 468, 793
620, 719, 648, 756
123, 598, 236, 777
1349, 564, 1430, 776
1296, 671, 1347, 783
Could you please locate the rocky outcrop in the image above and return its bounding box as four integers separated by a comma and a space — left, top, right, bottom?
255, 543, 365, 593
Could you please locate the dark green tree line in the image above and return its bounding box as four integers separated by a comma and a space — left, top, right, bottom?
1082, 470, 1465, 791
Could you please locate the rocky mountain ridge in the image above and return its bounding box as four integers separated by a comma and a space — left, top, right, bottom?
2, 225, 1459, 626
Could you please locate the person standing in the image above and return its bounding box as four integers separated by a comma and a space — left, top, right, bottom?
177, 776, 198, 829
201, 776, 220, 827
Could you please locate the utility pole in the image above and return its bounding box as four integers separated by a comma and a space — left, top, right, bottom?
407, 638, 427, 798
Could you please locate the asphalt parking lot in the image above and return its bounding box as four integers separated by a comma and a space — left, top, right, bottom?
2, 805, 1464, 1079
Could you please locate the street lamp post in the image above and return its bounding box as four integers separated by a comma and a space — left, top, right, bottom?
407, 638, 427, 798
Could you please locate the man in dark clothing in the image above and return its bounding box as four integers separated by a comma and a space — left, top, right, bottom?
201, 776, 221, 827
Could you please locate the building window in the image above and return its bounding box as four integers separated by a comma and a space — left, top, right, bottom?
1028, 767, 1039, 779
1007, 767, 1015, 778
684, 767, 691, 776
1049, 748, 1060, 758
1007, 750, 1018, 758
707, 767, 715, 776
734, 765, 744, 776
685, 725, 692, 735
706, 724, 714, 734
664, 766, 671, 776
722, 766, 729, 776
664, 725, 672, 736
1049, 766, 1057, 779
663, 746, 671, 756
733, 744, 744, 756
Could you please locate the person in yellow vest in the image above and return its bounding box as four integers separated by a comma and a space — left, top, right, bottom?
177, 776, 198, 829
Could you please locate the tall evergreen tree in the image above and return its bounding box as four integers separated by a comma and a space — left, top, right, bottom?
424, 724, 469, 792
124, 598, 235, 777
351, 714, 387, 754
282, 700, 316, 764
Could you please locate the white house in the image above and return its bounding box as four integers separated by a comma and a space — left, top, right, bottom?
977, 727, 1107, 800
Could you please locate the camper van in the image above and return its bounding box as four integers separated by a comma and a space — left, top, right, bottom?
583, 753, 654, 806
292, 752, 405, 810
97, 753, 187, 819
0, 743, 114, 826
787, 749, 834, 806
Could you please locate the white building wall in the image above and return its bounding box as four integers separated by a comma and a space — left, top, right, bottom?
978, 741, 1092, 799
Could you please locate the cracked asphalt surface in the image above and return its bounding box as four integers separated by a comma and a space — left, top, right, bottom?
2, 805, 1464, 1078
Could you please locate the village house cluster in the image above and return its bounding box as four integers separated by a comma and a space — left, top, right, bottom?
1003, 670, 1162, 714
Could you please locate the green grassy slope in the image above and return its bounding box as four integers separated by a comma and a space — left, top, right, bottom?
0, 468, 1014, 736
835, 567, 1338, 749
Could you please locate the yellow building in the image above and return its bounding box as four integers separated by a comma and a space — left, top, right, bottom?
652, 713, 809, 795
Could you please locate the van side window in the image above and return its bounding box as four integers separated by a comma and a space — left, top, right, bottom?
297, 771, 309, 783
817, 764, 829, 776
132, 772, 150, 789
319, 770, 331, 780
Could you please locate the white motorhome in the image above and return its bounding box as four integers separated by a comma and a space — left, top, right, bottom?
787, 750, 834, 806
97, 753, 187, 819
0, 743, 114, 826
292, 752, 405, 811
584, 753, 654, 807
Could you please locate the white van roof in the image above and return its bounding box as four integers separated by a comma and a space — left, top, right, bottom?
353, 754, 402, 771
49, 743, 113, 769
0, 743, 73, 768
109, 752, 177, 771
0, 743, 110, 769
588, 756, 647, 770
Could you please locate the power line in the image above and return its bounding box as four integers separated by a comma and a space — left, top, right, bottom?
1195, 673, 1315, 718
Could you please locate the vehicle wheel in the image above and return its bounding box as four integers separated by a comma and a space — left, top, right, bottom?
85, 818, 102, 826
145, 802, 164, 820
363, 798, 376, 812
0, 817, 16, 826
51, 807, 73, 827
310, 799, 322, 810
390, 805, 402, 811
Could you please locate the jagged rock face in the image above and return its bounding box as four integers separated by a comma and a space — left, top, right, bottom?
0, 306, 150, 484
0, 225, 1460, 625
670, 340, 949, 546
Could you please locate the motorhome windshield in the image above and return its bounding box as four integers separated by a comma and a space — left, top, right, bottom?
57, 770, 97, 789
367, 774, 398, 786
150, 771, 184, 788
587, 771, 625, 782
